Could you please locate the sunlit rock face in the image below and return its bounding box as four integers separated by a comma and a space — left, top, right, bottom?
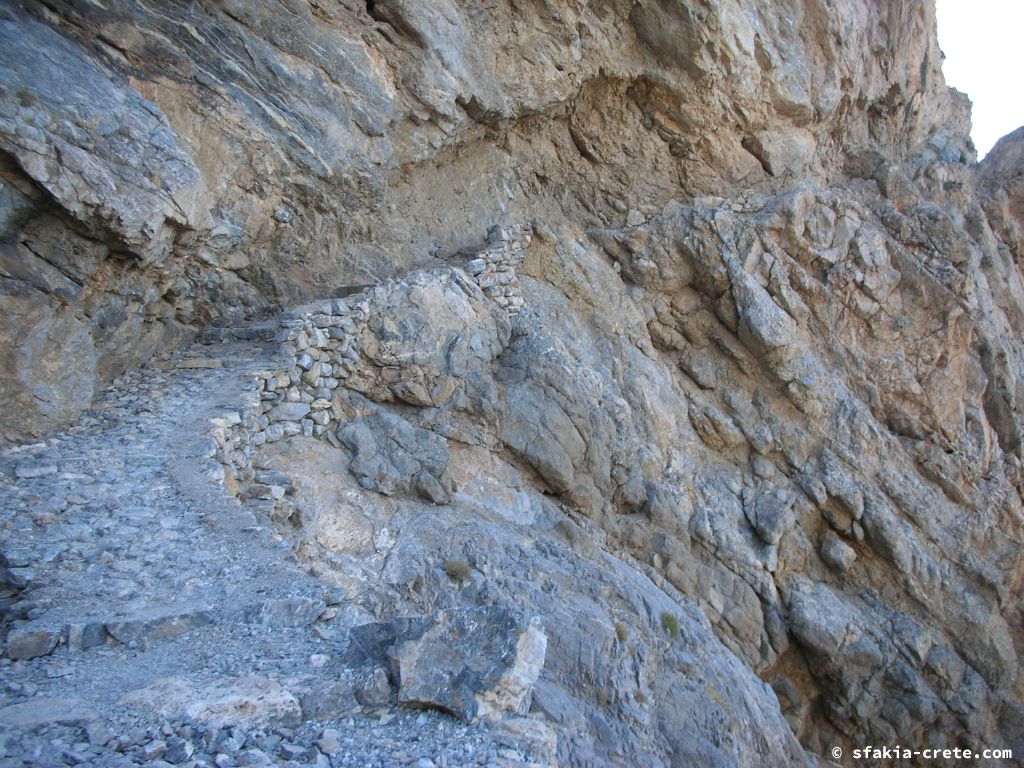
0, 0, 964, 438
2, 0, 1023, 764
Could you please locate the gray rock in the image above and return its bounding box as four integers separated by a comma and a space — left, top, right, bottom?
164, 736, 194, 764
744, 487, 797, 545
294, 679, 359, 720
278, 742, 311, 761
268, 403, 311, 423
253, 470, 293, 487
0, 551, 27, 598
65, 621, 108, 651
316, 730, 341, 755
143, 740, 167, 761
788, 580, 858, 659
105, 610, 215, 646
819, 532, 857, 573
340, 411, 452, 503
0, 697, 92, 727
0, 299, 99, 439
388, 606, 546, 723
500, 383, 582, 494
83, 721, 112, 748
343, 268, 510, 410
354, 667, 393, 708
344, 616, 434, 667
238, 749, 272, 766
242, 598, 325, 628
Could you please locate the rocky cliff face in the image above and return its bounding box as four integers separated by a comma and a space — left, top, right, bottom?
1, 0, 1023, 765
0, 0, 967, 438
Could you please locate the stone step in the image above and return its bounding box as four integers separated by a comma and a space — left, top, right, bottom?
195, 320, 279, 344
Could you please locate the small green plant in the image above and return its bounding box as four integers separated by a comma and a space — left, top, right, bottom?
614, 621, 628, 642
441, 559, 472, 582
660, 611, 680, 638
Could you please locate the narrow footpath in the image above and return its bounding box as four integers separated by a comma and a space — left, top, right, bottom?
0, 341, 526, 768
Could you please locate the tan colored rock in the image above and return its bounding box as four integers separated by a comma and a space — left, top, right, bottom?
0, 0, 966, 438
120, 676, 302, 729
4, 0, 1024, 764
488, 717, 559, 768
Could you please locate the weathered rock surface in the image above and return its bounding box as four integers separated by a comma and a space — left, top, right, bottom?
4, 625, 58, 660
121, 676, 303, 729
0, 352, 559, 767
0, 0, 967, 439
0, 697, 93, 728
1, 0, 1024, 766
241, 597, 326, 628
340, 411, 453, 503
378, 606, 545, 723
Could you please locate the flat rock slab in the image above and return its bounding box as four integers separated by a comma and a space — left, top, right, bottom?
5, 626, 59, 659
268, 402, 311, 422
105, 609, 215, 646
121, 676, 301, 729
242, 598, 325, 627
150, 358, 223, 371
0, 697, 93, 728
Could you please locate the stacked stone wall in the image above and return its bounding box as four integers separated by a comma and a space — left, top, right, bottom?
465, 224, 532, 314
209, 224, 534, 513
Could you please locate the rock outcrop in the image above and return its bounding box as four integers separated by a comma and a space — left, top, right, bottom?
2, 0, 1023, 766
0, 0, 966, 439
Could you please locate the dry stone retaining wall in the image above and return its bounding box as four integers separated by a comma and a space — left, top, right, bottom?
210, 224, 533, 514
210, 294, 369, 517
465, 224, 532, 314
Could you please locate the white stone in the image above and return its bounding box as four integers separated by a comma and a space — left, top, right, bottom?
121, 676, 301, 729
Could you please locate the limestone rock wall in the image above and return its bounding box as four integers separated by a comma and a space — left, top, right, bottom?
207, 267, 815, 765
3, 0, 1024, 764
1, 0, 965, 438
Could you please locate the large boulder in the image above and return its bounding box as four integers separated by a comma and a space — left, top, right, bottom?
389, 606, 546, 722
345, 606, 546, 723
0, 296, 96, 439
